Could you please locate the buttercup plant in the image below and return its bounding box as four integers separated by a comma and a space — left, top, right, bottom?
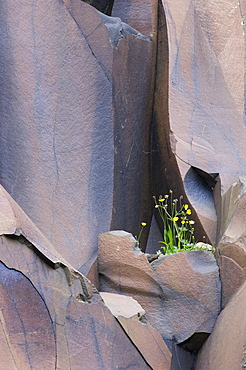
136, 222, 147, 248
153, 190, 198, 255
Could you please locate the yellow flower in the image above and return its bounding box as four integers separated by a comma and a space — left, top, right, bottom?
189, 220, 195, 225
159, 198, 165, 202
155, 205, 159, 208
141, 222, 147, 226
173, 216, 179, 222
184, 204, 189, 210
181, 220, 185, 224
186, 209, 191, 215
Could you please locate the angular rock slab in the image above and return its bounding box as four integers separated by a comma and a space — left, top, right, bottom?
0, 0, 155, 274
195, 280, 246, 370
215, 183, 246, 307
0, 197, 152, 369
153, 0, 245, 245
0, 262, 56, 369
98, 231, 221, 343
101, 292, 172, 370
216, 248, 246, 308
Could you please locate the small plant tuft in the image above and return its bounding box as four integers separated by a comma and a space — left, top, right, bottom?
153, 191, 213, 255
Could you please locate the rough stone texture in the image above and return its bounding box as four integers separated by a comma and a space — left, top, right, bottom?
195, 280, 246, 370
0, 0, 156, 275
100, 291, 145, 318
101, 292, 172, 370
215, 182, 246, 307
152, 0, 245, 248
0, 262, 56, 369
98, 231, 221, 343
151, 0, 246, 315
112, 0, 157, 35
216, 250, 246, 308
0, 189, 152, 369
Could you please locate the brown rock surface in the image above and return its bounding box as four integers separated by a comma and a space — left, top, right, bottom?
0, 262, 56, 369
0, 0, 155, 275
152, 0, 245, 247
98, 230, 221, 343
151, 0, 246, 316
112, 0, 158, 35
216, 251, 246, 308
101, 292, 172, 370
215, 184, 246, 307
0, 190, 152, 369
195, 280, 246, 370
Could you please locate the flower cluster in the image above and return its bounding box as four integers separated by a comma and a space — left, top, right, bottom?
153, 191, 196, 254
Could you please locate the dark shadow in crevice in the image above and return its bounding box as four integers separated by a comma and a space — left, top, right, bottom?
81, 0, 114, 15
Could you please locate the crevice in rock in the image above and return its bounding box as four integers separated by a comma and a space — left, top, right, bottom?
179, 332, 210, 355
5, 234, 60, 269
81, 0, 115, 15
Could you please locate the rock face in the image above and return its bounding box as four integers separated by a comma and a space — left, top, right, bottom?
195, 280, 246, 370
0, 0, 246, 368
98, 231, 221, 344
0, 188, 155, 369
112, 0, 157, 35
215, 186, 246, 307
100, 292, 172, 370
152, 0, 246, 315
0, 262, 56, 369
152, 0, 246, 250
0, 0, 155, 275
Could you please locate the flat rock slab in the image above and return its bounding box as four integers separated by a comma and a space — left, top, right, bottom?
98, 230, 221, 343
100, 292, 172, 370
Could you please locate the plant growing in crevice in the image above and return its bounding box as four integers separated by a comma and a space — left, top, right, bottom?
153, 190, 210, 255
136, 222, 147, 248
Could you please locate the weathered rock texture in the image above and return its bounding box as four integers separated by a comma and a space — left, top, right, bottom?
152, 0, 246, 252
100, 292, 172, 369
98, 231, 221, 344
112, 0, 157, 35
149, 0, 246, 316
195, 280, 246, 370
0, 0, 246, 368
215, 184, 246, 307
0, 187, 155, 369
0, 0, 156, 275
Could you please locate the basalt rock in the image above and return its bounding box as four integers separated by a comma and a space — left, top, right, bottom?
215, 181, 246, 307
112, 0, 157, 35
152, 0, 245, 249
98, 231, 221, 345
195, 280, 246, 370
0, 189, 154, 369
0, 0, 156, 275
100, 292, 172, 370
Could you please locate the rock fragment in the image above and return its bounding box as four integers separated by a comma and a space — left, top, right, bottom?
98, 231, 221, 343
